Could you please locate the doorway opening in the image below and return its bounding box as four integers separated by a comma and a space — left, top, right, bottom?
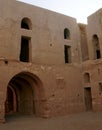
5, 72, 44, 120
84, 87, 92, 111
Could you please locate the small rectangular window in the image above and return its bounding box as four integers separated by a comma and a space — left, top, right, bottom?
64, 45, 71, 63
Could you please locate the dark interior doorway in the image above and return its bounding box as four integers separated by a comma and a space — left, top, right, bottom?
5, 72, 44, 121
84, 87, 92, 111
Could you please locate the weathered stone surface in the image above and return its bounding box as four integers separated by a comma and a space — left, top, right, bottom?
0, 0, 102, 123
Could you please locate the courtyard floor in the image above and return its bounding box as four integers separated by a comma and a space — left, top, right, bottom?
0, 111, 102, 130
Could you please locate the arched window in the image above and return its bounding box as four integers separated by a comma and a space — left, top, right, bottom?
84, 73, 90, 83
64, 28, 70, 39
21, 17, 32, 30
92, 34, 101, 59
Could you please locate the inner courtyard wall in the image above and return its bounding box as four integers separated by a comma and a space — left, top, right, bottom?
0, 62, 85, 122
0, 0, 85, 123
0, 0, 81, 65
82, 8, 102, 112
1, 0, 102, 123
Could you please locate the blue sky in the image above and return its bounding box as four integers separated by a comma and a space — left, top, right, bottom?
17, 0, 102, 23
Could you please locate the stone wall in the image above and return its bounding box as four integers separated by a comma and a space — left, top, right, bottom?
1, 0, 102, 123
83, 8, 102, 112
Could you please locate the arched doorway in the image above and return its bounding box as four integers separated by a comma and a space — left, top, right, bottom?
5, 72, 44, 117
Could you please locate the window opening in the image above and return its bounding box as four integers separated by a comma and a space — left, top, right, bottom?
64, 28, 70, 39
20, 37, 31, 62
64, 45, 71, 63
96, 50, 101, 59
93, 34, 101, 59
21, 18, 32, 30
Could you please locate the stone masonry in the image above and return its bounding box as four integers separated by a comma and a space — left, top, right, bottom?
0, 0, 102, 123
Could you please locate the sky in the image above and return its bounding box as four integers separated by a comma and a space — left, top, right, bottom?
17, 0, 102, 23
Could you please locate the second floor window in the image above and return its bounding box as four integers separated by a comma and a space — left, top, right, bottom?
21, 17, 32, 30
64, 28, 70, 40
92, 34, 101, 59
64, 45, 71, 63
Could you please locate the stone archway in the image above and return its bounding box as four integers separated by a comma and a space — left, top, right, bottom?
5, 72, 45, 118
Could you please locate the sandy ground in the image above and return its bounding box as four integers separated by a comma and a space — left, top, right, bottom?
0, 112, 102, 130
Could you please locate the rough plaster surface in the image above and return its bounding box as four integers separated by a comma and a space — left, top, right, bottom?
0, 0, 102, 123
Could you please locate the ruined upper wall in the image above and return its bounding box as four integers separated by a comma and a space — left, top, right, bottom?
0, 0, 81, 65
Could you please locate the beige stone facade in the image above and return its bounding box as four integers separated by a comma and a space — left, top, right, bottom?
0, 0, 101, 123
82, 8, 102, 112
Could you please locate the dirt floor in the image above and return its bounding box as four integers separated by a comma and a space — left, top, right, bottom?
0, 112, 102, 130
